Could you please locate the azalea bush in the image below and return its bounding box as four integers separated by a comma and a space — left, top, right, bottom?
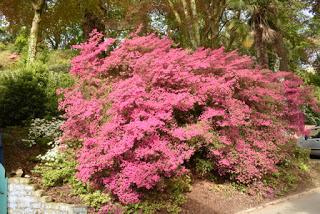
59, 31, 317, 208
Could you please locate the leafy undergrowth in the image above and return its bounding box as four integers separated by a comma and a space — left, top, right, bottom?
31, 157, 319, 214
263, 145, 312, 197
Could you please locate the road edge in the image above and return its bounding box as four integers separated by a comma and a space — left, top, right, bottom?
236, 187, 320, 214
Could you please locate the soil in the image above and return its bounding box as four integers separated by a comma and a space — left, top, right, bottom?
2, 127, 48, 175
181, 159, 320, 214
31, 177, 82, 204
181, 181, 260, 214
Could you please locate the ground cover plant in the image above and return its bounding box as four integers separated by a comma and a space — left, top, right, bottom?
58, 30, 317, 212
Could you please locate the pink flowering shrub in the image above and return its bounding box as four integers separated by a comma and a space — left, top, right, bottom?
59, 30, 317, 204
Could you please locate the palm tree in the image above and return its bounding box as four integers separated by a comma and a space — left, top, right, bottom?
228, 0, 289, 70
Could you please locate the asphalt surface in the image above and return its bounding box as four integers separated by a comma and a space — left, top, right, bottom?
252, 189, 320, 214
252, 157, 320, 214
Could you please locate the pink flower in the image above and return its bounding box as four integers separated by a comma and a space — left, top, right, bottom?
9, 53, 19, 60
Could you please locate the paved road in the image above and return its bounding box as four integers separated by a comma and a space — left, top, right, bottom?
252, 189, 320, 214
252, 157, 320, 214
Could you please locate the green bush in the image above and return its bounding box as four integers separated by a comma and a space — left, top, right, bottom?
0, 63, 73, 127
0, 67, 48, 126
33, 150, 77, 186
263, 144, 310, 196
304, 105, 320, 125
79, 190, 111, 209
125, 175, 191, 214
195, 158, 214, 177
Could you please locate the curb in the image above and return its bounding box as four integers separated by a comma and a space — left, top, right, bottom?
236, 187, 320, 214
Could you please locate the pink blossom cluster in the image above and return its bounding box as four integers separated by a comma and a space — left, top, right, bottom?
59, 30, 317, 204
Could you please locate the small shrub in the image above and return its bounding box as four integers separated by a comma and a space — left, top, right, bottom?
80, 190, 111, 209
195, 158, 214, 177
33, 152, 76, 187
124, 175, 191, 214
23, 117, 63, 147
22, 117, 64, 163
263, 145, 310, 196
304, 105, 320, 125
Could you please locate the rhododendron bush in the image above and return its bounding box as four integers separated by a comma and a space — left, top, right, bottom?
59, 31, 317, 205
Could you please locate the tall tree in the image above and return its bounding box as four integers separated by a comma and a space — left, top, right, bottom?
27, 0, 46, 64
163, 0, 228, 49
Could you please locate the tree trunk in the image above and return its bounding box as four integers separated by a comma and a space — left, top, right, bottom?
273, 33, 289, 71
168, 0, 182, 24
82, 11, 105, 40
167, 0, 190, 47
190, 0, 201, 46
27, 0, 45, 64
204, 0, 226, 48
181, 0, 198, 49
254, 23, 269, 68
